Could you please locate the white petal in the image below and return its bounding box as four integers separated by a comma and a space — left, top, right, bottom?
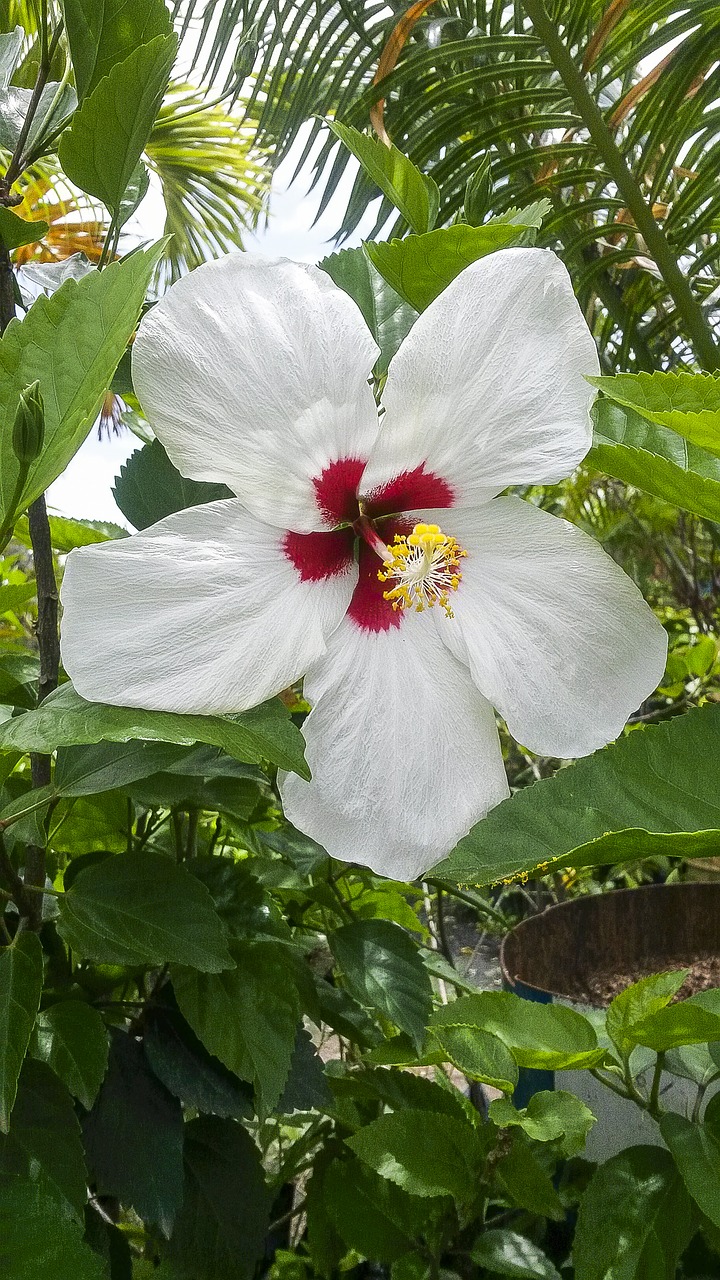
132, 254, 380, 532
361, 248, 600, 507
279, 612, 509, 879
437, 497, 668, 757
60, 501, 357, 714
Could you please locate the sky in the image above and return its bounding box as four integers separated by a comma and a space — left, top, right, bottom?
46, 132, 382, 526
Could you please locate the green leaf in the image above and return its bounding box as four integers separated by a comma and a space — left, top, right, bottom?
327, 121, 439, 235
330, 919, 432, 1052
631, 997, 720, 1052
428, 1024, 518, 1092
30, 1000, 108, 1110
0, 243, 164, 535
277, 1027, 331, 1114
660, 1112, 720, 1229
589, 399, 720, 526
437, 704, 720, 886
0, 27, 24, 89
0, 931, 43, 1133
112, 439, 232, 530
0, 1176, 105, 1280
493, 1136, 564, 1221
49, 791, 127, 855
346, 1107, 488, 1200
0, 682, 310, 778
590, 371, 720, 459
54, 740, 196, 796
430, 992, 603, 1070
61, 0, 172, 99
0, 82, 76, 158
143, 996, 253, 1121
0, 207, 47, 250
0, 583, 35, 615
0, 654, 37, 709
0, 1058, 87, 1219
57, 851, 234, 971
489, 1091, 595, 1157
324, 1157, 422, 1262
365, 222, 530, 312
319, 247, 417, 375
172, 939, 303, 1117
83, 1030, 183, 1235
471, 1229, 561, 1279
166, 1115, 271, 1280
606, 970, 689, 1058
59, 35, 178, 217
573, 1145, 696, 1280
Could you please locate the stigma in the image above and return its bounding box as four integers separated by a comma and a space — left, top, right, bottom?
377, 523, 466, 618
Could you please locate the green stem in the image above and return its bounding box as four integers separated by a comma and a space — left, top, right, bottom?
522, 0, 719, 371
5, 22, 64, 188
648, 1051, 665, 1119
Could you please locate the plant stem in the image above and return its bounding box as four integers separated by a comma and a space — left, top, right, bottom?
5, 23, 64, 188
648, 1051, 665, 1119
522, 0, 719, 371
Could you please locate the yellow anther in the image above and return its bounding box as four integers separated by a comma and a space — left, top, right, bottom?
378, 521, 467, 618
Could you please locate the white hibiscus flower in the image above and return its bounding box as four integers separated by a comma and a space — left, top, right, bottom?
60, 248, 667, 881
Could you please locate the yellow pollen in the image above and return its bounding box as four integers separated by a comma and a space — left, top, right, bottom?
377, 522, 467, 618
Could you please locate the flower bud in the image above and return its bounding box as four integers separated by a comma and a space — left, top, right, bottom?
464, 155, 493, 226
12, 380, 45, 465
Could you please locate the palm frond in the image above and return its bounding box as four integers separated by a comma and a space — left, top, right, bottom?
145, 79, 271, 283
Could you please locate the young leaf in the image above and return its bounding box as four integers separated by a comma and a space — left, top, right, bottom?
330, 919, 432, 1052
59, 35, 178, 217
0, 931, 43, 1133
471, 1229, 561, 1280
346, 1107, 488, 1199
83, 1030, 183, 1235
606, 970, 689, 1058
437, 702, 720, 886
430, 991, 603, 1070
489, 1090, 595, 1157
590, 371, 720, 459
573, 1145, 696, 1280
166, 1115, 271, 1280
0, 1176, 105, 1280
365, 221, 530, 311
319, 247, 417, 375
0, 1058, 87, 1219
57, 851, 234, 971
630, 996, 720, 1052
113, 439, 232, 530
327, 121, 439, 235
172, 939, 303, 1117
61, 0, 173, 99
0, 242, 164, 535
590, 398, 720, 525
0, 682, 310, 778
30, 1000, 108, 1110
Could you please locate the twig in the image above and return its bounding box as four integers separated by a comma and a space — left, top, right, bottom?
5, 23, 64, 189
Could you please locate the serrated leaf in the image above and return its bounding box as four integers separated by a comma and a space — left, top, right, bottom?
590, 371, 720, 459
429, 1023, 518, 1092
328, 121, 438, 235
0, 1176, 105, 1280
437, 703, 720, 886
112, 439, 232, 530
0, 931, 43, 1133
0, 242, 164, 535
493, 1136, 564, 1221
606, 970, 689, 1058
83, 1030, 183, 1235
490, 1091, 595, 1157
172, 939, 303, 1117
573, 1145, 696, 1280
331, 919, 432, 1052
143, 995, 253, 1121
57, 851, 234, 971
30, 1001, 108, 1110
660, 1112, 720, 1229
632, 997, 720, 1052
319, 247, 417, 375
430, 991, 602, 1071
0, 682, 310, 778
0, 1058, 87, 1218
471, 1229, 561, 1279
276, 1026, 331, 1114
59, 35, 177, 216
166, 1116, 271, 1280
365, 221, 530, 311
347, 1107, 488, 1199
61, 0, 172, 99
0, 207, 48, 250
324, 1157, 422, 1262
589, 398, 720, 525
